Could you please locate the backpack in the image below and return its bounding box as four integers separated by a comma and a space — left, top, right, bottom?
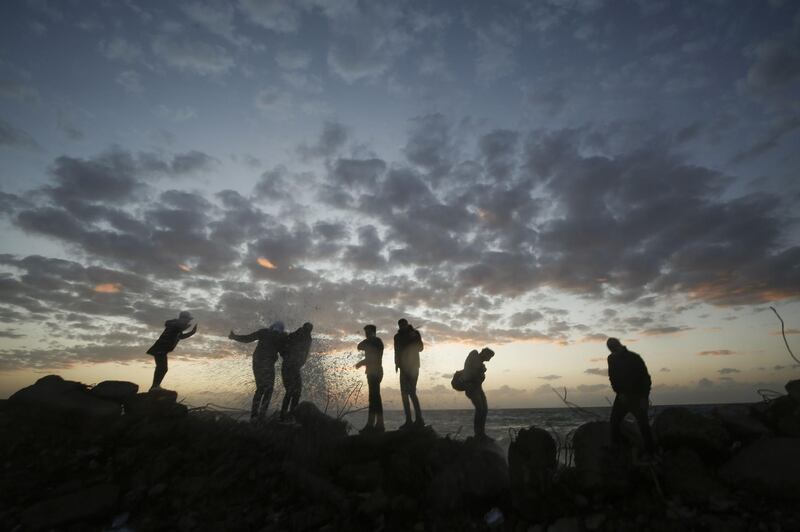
451, 370, 466, 391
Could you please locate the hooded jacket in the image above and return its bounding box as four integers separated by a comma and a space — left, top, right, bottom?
607, 347, 652, 395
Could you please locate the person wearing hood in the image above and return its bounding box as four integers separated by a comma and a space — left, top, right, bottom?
280, 322, 313, 421
146, 310, 197, 391
230, 321, 287, 421
606, 337, 655, 455
452, 347, 495, 439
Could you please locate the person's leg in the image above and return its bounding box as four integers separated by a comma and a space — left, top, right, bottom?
289, 371, 302, 412
476, 387, 488, 437
252, 387, 264, 419
466, 388, 480, 436
151, 353, 168, 389
374, 371, 384, 430
279, 366, 291, 420
609, 394, 626, 446
399, 370, 412, 425
632, 395, 656, 454
259, 364, 275, 418
408, 369, 423, 425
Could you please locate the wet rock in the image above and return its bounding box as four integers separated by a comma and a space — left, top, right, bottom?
9, 375, 121, 420
292, 401, 348, 439
653, 407, 731, 462
91, 380, 139, 403
337, 460, 382, 491
549, 516, 580, 532
757, 395, 800, 437
786, 380, 800, 404
124, 390, 187, 418
508, 427, 557, 518
571, 421, 632, 492
720, 438, 800, 499
20, 483, 119, 530
584, 513, 605, 531
429, 443, 509, 511
661, 448, 728, 504
712, 404, 771, 442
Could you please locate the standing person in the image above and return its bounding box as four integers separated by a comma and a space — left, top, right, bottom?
146, 310, 197, 392
606, 337, 656, 455
453, 347, 495, 440
394, 318, 425, 429
229, 321, 287, 421
280, 322, 313, 421
355, 324, 385, 434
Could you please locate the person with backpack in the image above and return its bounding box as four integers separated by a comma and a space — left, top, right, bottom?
229, 321, 287, 421
146, 310, 197, 391
280, 322, 313, 421
394, 318, 425, 429
606, 337, 656, 455
452, 347, 495, 439
355, 324, 385, 433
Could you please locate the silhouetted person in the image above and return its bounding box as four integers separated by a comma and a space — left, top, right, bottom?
280, 322, 313, 421
146, 310, 197, 391
394, 318, 424, 429
460, 347, 495, 439
606, 337, 656, 455
355, 324, 384, 433
229, 321, 287, 421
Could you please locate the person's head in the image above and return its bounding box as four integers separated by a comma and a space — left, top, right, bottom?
303, 322, 313, 332
178, 310, 193, 322
364, 324, 377, 338
606, 337, 624, 353
479, 347, 495, 361
397, 318, 409, 331
270, 321, 285, 333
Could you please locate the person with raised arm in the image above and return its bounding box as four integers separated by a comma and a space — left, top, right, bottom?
280, 322, 313, 421
146, 310, 197, 392
229, 321, 287, 421
355, 324, 385, 434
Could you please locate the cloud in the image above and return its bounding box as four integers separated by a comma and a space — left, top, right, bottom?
152, 36, 235, 76
99, 37, 143, 63
577, 383, 608, 393
584, 367, 608, 377
718, 368, 740, 375
238, 0, 302, 34
0, 118, 39, 150
698, 378, 714, 388
538, 374, 562, 381
659, 367, 670, 372
698, 349, 736, 356
298, 121, 348, 160
116, 70, 143, 94
642, 326, 692, 335
0, 80, 39, 102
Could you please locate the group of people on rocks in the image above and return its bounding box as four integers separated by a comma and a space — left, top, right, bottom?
146, 311, 655, 452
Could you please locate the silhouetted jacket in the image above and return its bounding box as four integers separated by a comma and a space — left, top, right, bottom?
607, 348, 651, 396
147, 319, 195, 355
462, 350, 486, 388
357, 337, 384, 376
394, 327, 424, 371
284, 327, 312, 370
231, 329, 286, 364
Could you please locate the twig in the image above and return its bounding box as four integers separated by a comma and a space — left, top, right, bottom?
770, 306, 800, 366
551, 386, 602, 421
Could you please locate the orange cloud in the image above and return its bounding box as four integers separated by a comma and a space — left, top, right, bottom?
698, 349, 736, 356
257, 257, 277, 269
94, 283, 122, 293
178, 264, 191, 272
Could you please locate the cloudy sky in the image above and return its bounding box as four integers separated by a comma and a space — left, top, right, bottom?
1, 0, 799, 409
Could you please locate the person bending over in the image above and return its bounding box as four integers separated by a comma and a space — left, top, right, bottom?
146, 310, 197, 391
457, 347, 495, 439
230, 322, 287, 421
606, 337, 655, 455
280, 322, 313, 421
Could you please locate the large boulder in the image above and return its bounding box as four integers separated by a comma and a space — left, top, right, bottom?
20, 483, 119, 530
712, 404, 771, 442
720, 438, 800, 499
9, 375, 120, 420
755, 395, 800, 437
661, 448, 728, 504
508, 427, 557, 518
786, 380, 800, 404
292, 401, 348, 439
123, 389, 187, 418
428, 441, 509, 511
653, 407, 731, 462
572, 421, 635, 493
90, 380, 138, 403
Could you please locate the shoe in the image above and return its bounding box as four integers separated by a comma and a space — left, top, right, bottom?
414, 418, 425, 428
359, 425, 374, 435
398, 421, 413, 431
149, 385, 163, 392
374, 425, 385, 433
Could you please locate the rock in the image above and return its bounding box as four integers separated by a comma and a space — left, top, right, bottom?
584, 513, 605, 531
720, 438, 800, 499
756, 395, 800, 436
548, 516, 580, 532
661, 448, 728, 504
429, 445, 509, 511
91, 380, 139, 403
337, 460, 382, 491
124, 390, 187, 418
787, 380, 800, 404
571, 421, 632, 492
292, 401, 348, 439
20, 483, 119, 530
9, 375, 121, 420
508, 427, 557, 518
712, 404, 771, 441
653, 407, 731, 462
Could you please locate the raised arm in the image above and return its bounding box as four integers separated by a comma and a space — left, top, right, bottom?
180, 324, 198, 339
229, 330, 259, 343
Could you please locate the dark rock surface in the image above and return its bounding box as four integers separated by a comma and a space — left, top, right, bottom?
653, 406, 732, 461
90, 380, 139, 403
720, 437, 800, 499
9, 375, 121, 420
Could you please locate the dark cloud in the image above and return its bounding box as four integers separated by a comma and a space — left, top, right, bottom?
331, 158, 387, 188
0, 117, 39, 149
404, 113, 455, 179
718, 368, 740, 375
584, 367, 608, 377
642, 326, 692, 335
698, 349, 736, 356
538, 374, 562, 381
509, 310, 544, 327
298, 121, 348, 160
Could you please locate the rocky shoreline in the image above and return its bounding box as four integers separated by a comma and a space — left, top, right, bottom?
2, 376, 799, 531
